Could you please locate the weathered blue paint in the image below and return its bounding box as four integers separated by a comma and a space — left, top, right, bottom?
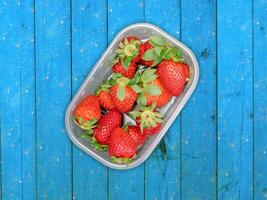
253, 0, 267, 199
35, 0, 72, 199
181, 0, 217, 199
217, 0, 253, 199
145, 0, 181, 199
71, 1, 108, 200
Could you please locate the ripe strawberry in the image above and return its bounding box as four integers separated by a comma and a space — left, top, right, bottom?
108, 127, 137, 162
158, 60, 189, 96
137, 68, 171, 108
130, 104, 163, 137
112, 36, 142, 78
73, 95, 101, 130
93, 110, 122, 145
145, 78, 172, 107
139, 41, 154, 67
112, 61, 137, 79
128, 125, 146, 147
109, 74, 138, 113
96, 81, 115, 110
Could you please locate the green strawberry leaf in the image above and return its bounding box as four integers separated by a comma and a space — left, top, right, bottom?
129, 111, 141, 119
154, 46, 164, 57
142, 49, 156, 61
110, 156, 134, 164
128, 72, 141, 86
80, 133, 91, 140
152, 55, 162, 66
117, 85, 126, 101
141, 68, 158, 83
150, 35, 166, 46
138, 93, 147, 106
144, 84, 161, 96
130, 84, 143, 93
90, 137, 108, 152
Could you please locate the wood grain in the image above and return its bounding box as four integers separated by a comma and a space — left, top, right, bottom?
35, 0, 72, 199
217, 0, 253, 199
71, 1, 108, 199
181, 0, 217, 199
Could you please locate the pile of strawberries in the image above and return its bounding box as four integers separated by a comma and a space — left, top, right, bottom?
73, 35, 190, 164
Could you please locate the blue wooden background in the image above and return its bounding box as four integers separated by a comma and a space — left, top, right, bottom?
0, 0, 266, 199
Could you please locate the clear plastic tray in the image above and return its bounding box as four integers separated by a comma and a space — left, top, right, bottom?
65, 23, 199, 170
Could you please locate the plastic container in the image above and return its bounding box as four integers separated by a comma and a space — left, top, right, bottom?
65, 23, 199, 170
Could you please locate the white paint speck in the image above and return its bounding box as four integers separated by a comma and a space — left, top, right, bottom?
39, 145, 43, 150
45, 76, 49, 80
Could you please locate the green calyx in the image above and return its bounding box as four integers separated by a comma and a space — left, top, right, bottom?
73, 116, 98, 131
110, 155, 136, 165
142, 35, 183, 66
135, 68, 161, 106
111, 72, 141, 101
90, 137, 108, 152
130, 104, 163, 133
115, 38, 141, 69
96, 80, 112, 96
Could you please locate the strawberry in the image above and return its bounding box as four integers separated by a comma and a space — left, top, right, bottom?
93, 110, 122, 145
108, 127, 137, 163
127, 125, 146, 147
130, 104, 163, 136
112, 36, 142, 78
73, 95, 101, 130
136, 68, 172, 108
158, 60, 189, 96
138, 41, 154, 66
112, 61, 137, 79
96, 81, 115, 110
109, 74, 138, 113
141, 35, 183, 66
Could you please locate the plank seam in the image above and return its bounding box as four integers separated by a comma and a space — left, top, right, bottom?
0, 114, 2, 200
179, 1, 182, 199
215, 0, 218, 199
20, 53, 24, 200
70, 0, 74, 199
252, 0, 255, 198
33, 0, 38, 198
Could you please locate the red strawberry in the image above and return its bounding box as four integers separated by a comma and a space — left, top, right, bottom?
109, 74, 138, 113
110, 85, 137, 113
112, 36, 142, 78
139, 41, 154, 66
128, 125, 146, 147
73, 95, 101, 130
138, 68, 171, 108
130, 104, 163, 136
158, 60, 189, 96
96, 81, 115, 110
93, 110, 122, 145
108, 128, 136, 162
112, 61, 137, 79
142, 123, 161, 136
145, 78, 172, 108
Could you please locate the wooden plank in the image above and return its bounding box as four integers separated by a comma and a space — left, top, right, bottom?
217, 0, 253, 199
35, 0, 72, 199
253, 0, 267, 199
180, 0, 217, 199
107, 1, 145, 200
0, 0, 36, 199
71, 1, 108, 199
144, 0, 181, 199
